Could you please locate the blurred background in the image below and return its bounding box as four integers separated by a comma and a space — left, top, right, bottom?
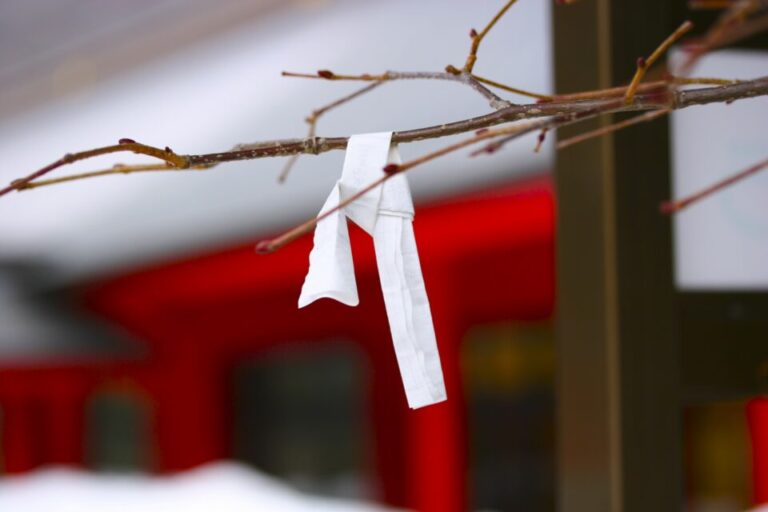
0, 1, 766, 511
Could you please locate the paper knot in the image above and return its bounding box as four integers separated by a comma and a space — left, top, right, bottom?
298, 132, 447, 409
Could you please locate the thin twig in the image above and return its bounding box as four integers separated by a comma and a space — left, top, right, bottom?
281, 70, 388, 81
471, 74, 553, 101
557, 109, 670, 150
282, 69, 511, 110
14, 163, 214, 191
551, 76, 738, 103
674, 76, 741, 86
702, 11, 768, 49
689, 0, 737, 9
681, 0, 766, 72
0, 140, 188, 198
660, 156, 768, 213
278, 144, 310, 184
463, 0, 519, 73
278, 82, 384, 183
18, 164, 172, 190
461, 73, 513, 109
625, 20, 694, 105
469, 102, 620, 156
278, 66, 518, 182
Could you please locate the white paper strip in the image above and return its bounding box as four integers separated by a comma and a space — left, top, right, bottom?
299, 132, 447, 409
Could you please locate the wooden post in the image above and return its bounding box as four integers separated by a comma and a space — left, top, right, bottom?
554, 2, 686, 510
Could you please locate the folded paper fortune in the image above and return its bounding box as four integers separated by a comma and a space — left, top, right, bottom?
298, 132, 447, 409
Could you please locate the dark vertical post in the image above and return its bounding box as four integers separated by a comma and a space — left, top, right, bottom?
554, 1, 685, 511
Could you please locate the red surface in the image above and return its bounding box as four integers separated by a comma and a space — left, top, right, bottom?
0, 178, 556, 510
3, 175, 768, 510
748, 397, 768, 504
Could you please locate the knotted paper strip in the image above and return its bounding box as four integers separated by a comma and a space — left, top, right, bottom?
299, 132, 447, 409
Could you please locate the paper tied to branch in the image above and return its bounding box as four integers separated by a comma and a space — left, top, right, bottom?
299, 132, 447, 409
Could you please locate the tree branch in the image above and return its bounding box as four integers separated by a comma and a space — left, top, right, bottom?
682, 0, 768, 71
3, 0, 767, 248
256, 112, 585, 254
3, 76, 767, 196
0, 140, 188, 198
661, 156, 768, 213
282, 69, 514, 110
463, 0, 519, 73
184, 76, 768, 165
625, 20, 694, 105
471, 74, 553, 101
557, 109, 670, 150
551, 76, 739, 103
254, 71, 768, 253
278, 81, 384, 183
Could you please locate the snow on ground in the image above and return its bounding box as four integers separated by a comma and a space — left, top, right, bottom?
0, 462, 401, 512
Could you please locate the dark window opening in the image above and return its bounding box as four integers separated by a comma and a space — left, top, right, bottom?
86, 389, 151, 472
462, 322, 556, 512
231, 341, 371, 500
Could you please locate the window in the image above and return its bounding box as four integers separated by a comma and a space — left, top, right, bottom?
86, 389, 151, 472
462, 322, 556, 512
231, 341, 371, 499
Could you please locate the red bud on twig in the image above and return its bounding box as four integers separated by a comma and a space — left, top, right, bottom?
383, 163, 400, 175
255, 240, 274, 254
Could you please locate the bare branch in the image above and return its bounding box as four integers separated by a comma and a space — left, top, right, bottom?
688, 0, 737, 9
703, 10, 768, 49
3, 76, 767, 198
0, 0, 765, 283
14, 161, 219, 191
552, 76, 739, 103
283, 69, 513, 110
281, 70, 387, 81
17, 164, 176, 190
182, 76, 768, 167
461, 73, 514, 109
256, 70, 768, 254
256, 118, 553, 254
660, 156, 768, 213
625, 20, 694, 105
682, 0, 768, 71
256, 103, 618, 254
557, 109, 670, 150
0, 140, 188, 198
279, 82, 384, 183
471, 74, 553, 101
463, 0, 519, 73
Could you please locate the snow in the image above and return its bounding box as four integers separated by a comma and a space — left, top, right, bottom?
0, 462, 401, 512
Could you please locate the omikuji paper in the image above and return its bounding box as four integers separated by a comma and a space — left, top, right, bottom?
299, 132, 447, 409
